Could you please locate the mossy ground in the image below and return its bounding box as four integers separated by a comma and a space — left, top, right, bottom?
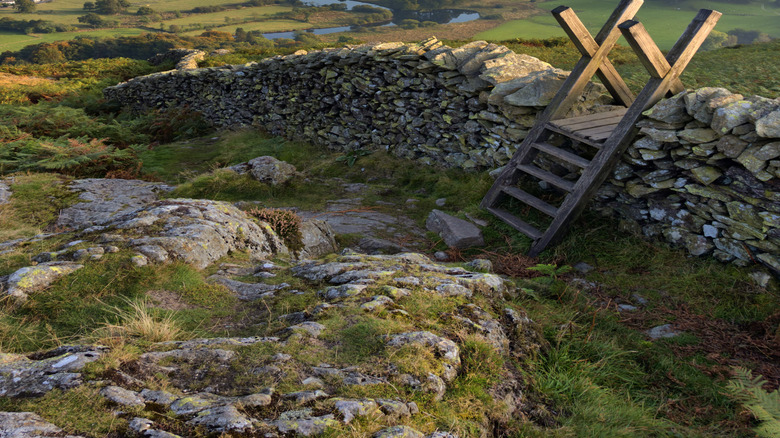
0, 43, 777, 437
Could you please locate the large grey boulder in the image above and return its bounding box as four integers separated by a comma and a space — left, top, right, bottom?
756, 109, 780, 138
102, 199, 289, 269
0, 178, 11, 205
229, 156, 298, 186
426, 210, 484, 249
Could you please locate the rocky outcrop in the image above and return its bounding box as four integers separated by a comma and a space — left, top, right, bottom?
228, 155, 299, 185
105, 38, 608, 170
0, 346, 105, 398
2, 262, 84, 300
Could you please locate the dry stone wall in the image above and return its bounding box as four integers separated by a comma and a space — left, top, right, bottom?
589, 88, 780, 272
105, 37, 608, 169
104, 40, 779, 271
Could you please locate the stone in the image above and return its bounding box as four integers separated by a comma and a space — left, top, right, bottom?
426, 210, 484, 249
755, 109, 780, 138
57, 178, 172, 229
643, 92, 691, 124
573, 262, 594, 273
465, 259, 492, 272
646, 324, 681, 339
4, 262, 84, 300
286, 321, 326, 338
188, 404, 253, 432
0, 412, 71, 438
356, 237, 405, 255
374, 425, 425, 438
0, 179, 10, 205
233, 156, 297, 185
678, 128, 719, 144
333, 398, 380, 423
716, 135, 749, 158
712, 100, 753, 134
387, 331, 460, 382
111, 199, 289, 269
749, 271, 772, 288
209, 276, 286, 301
273, 411, 338, 436
299, 219, 338, 259
361, 295, 394, 312
690, 166, 722, 185
100, 385, 145, 407
0, 346, 104, 397
129, 417, 154, 433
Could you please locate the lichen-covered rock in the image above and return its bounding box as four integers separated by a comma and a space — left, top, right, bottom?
0, 412, 82, 438
100, 385, 145, 407
273, 410, 338, 436
57, 178, 172, 229
0, 179, 11, 205
230, 156, 298, 185
386, 331, 460, 382
0, 346, 104, 397
3, 262, 84, 299
755, 109, 780, 138
104, 199, 289, 269
299, 219, 338, 259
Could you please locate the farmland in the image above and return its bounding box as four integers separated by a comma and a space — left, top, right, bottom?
478, 0, 780, 49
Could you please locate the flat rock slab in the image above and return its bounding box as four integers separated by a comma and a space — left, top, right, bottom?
57, 178, 173, 229
3, 261, 84, 300
426, 210, 484, 249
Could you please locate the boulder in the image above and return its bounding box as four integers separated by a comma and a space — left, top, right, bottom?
299, 219, 338, 259
426, 210, 484, 249
230, 156, 297, 186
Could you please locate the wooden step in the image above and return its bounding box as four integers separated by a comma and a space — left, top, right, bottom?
517, 164, 576, 192
549, 107, 627, 127
532, 142, 591, 168
502, 186, 558, 217
487, 207, 542, 240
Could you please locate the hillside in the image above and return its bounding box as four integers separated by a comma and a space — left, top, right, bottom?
0, 38, 779, 438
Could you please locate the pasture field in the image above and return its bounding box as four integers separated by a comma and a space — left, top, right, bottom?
180, 19, 313, 35
0, 28, 147, 52
161, 5, 292, 28
478, 0, 780, 49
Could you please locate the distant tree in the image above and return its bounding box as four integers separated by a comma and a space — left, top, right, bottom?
30, 44, 65, 63
234, 27, 247, 42
136, 6, 154, 15
83, 2, 95, 10
78, 12, 104, 27
169, 24, 182, 33
94, 0, 129, 14
14, 0, 36, 13
700, 30, 737, 51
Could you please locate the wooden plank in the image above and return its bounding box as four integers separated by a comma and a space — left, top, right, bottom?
528, 11, 722, 256
487, 207, 542, 240
517, 164, 576, 192
544, 0, 643, 121
532, 141, 591, 168
575, 123, 619, 137
545, 124, 606, 148
554, 114, 625, 131
502, 186, 558, 217
618, 20, 685, 94
553, 6, 634, 107
550, 107, 627, 127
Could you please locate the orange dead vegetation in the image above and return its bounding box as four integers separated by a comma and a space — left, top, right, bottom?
0, 72, 55, 87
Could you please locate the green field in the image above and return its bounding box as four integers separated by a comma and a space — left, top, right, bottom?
478, 0, 780, 49
0, 28, 147, 52
163, 5, 291, 27
181, 19, 312, 35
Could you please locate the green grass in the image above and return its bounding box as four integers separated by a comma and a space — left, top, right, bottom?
0, 27, 148, 53
478, 0, 780, 50
162, 5, 291, 27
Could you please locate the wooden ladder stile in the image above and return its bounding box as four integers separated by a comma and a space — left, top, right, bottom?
480, 1, 721, 256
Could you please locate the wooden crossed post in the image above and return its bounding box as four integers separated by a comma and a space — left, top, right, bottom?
480, 0, 721, 257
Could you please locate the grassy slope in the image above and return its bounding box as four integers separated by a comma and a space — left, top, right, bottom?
478, 0, 780, 50
0, 44, 777, 436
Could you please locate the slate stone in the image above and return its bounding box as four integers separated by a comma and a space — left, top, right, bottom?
426, 210, 484, 249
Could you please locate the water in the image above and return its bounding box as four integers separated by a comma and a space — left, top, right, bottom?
260, 0, 479, 40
